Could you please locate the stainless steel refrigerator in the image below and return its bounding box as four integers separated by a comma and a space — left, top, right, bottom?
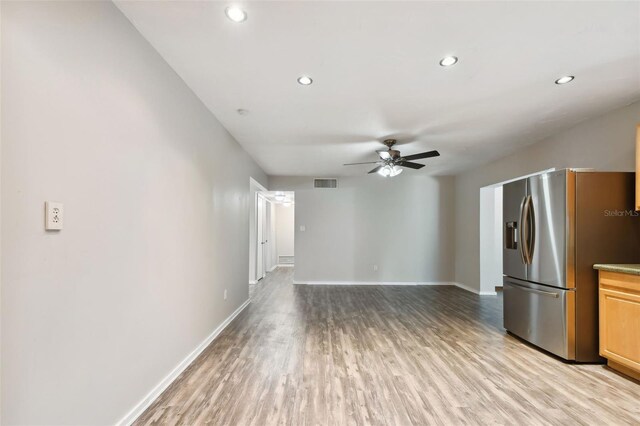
503, 169, 640, 362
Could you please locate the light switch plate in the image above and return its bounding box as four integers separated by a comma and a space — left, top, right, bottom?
45, 201, 63, 231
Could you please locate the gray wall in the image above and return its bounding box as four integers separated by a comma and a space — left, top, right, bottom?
270, 174, 455, 283
1, 2, 267, 424
454, 101, 640, 291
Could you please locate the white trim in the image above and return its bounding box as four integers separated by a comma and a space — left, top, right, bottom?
481, 167, 557, 189
249, 176, 268, 192
452, 282, 497, 296
116, 299, 251, 426
249, 280, 258, 285
268, 264, 278, 272
277, 264, 294, 268
291, 280, 498, 296
292, 280, 454, 286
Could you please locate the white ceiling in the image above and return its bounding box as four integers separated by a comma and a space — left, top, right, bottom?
116, 1, 640, 176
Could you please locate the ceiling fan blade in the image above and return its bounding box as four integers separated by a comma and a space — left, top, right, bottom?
400, 161, 426, 169
402, 150, 440, 161
377, 150, 391, 160
343, 161, 379, 166
368, 165, 383, 174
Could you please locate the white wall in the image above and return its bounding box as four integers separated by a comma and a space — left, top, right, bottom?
1, 2, 267, 424
479, 185, 502, 294
275, 203, 294, 262
455, 101, 640, 291
270, 174, 455, 283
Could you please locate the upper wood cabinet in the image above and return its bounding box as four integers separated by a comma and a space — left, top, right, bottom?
636, 124, 640, 210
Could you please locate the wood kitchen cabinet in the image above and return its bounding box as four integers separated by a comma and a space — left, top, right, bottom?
598, 270, 640, 381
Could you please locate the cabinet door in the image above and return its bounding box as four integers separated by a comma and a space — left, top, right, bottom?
599, 286, 640, 371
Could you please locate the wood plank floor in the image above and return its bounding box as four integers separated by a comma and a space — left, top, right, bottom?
134, 267, 640, 425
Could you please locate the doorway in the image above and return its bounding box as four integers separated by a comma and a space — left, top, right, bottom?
479, 185, 503, 295
274, 194, 294, 268
479, 168, 556, 295
249, 177, 267, 286
249, 187, 295, 292
257, 191, 294, 274
256, 194, 267, 280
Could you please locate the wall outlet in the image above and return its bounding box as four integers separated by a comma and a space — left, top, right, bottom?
373, 264, 378, 272
224, 289, 228, 300
45, 201, 63, 231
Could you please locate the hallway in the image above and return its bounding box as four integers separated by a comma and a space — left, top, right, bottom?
135, 268, 640, 425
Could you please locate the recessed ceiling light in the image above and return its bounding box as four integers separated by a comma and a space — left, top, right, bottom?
225, 6, 247, 23
297, 76, 313, 85
555, 75, 575, 85
439, 56, 458, 67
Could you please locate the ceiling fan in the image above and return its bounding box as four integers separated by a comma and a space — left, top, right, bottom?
343, 139, 440, 177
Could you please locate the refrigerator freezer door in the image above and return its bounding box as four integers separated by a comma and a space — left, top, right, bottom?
503, 179, 527, 281
527, 170, 570, 288
504, 277, 575, 360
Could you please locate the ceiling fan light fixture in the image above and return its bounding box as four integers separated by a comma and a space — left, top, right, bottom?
378, 165, 403, 178
378, 165, 391, 177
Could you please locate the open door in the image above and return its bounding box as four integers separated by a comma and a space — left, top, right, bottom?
256, 195, 265, 281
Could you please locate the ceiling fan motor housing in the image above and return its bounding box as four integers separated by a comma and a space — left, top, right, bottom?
383, 139, 400, 158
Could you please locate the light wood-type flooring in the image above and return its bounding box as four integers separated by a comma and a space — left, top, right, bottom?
134, 267, 640, 425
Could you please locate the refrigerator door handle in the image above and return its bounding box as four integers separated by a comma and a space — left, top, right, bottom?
508, 280, 559, 298
527, 195, 536, 263
518, 196, 527, 264
520, 196, 533, 264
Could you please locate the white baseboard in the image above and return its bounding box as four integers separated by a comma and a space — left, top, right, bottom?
292, 280, 453, 286
116, 299, 251, 426
277, 264, 294, 268
268, 264, 278, 272
452, 282, 497, 296
249, 280, 258, 285
291, 280, 497, 296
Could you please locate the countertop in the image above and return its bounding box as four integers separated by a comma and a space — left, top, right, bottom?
593, 264, 640, 276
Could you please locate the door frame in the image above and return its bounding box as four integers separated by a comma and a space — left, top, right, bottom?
249, 177, 267, 285
256, 193, 266, 281
479, 168, 556, 295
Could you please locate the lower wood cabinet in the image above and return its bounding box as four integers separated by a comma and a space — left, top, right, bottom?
599, 271, 640, 380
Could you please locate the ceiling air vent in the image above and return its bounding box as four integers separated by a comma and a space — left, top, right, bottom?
314, 178, 338, 189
